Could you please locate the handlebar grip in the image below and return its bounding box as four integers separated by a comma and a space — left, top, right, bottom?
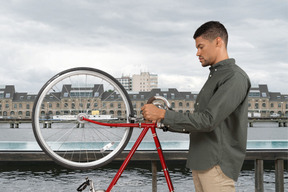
147, 96, 172, 110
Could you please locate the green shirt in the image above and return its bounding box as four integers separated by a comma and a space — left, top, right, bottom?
163, 58, 251, 181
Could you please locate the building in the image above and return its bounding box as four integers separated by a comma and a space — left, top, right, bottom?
132, 72, 158, 92
248, 84, 288, 117
0, 85, 37, 119
0, 84, 287, 119
116, 76, 132, 91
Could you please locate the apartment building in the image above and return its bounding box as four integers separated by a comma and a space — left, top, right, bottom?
132, 72, 158, 92
116, 76, 132, 91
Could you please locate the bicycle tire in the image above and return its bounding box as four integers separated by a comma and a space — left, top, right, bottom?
32, 67, 134, 169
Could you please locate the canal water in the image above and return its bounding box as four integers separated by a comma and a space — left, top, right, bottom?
0, 122, 287, 191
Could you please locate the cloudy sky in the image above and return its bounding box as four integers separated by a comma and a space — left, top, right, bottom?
0, 0, 287, 94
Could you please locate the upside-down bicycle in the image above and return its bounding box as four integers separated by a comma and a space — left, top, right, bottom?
32, 67, 175, 191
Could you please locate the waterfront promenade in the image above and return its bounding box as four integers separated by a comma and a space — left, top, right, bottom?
0, 122, 287, 192
0, 140, 287, 192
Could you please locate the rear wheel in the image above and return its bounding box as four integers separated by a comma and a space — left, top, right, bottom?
32, 67, 134, 169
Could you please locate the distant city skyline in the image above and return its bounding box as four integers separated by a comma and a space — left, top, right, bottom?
0, 81, 288, 95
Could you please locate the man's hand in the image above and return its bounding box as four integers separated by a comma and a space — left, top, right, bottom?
141, 104, 166, 122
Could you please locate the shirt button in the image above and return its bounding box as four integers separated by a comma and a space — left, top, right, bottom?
183, 129, 186, 132
196, 103, 199, 105
215, 69, 217, 71
209, 75, 212, 77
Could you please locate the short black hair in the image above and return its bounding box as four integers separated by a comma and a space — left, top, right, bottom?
193, 21, 228, 47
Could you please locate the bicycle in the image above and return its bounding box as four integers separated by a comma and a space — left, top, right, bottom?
32, 67, 175, 191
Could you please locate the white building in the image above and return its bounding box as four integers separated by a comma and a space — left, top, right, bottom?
132, 72, 158, 92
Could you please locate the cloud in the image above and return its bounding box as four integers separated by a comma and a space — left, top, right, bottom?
0, 0, 287, 94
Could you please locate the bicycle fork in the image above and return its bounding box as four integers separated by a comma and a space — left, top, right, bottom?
105, 126, 174, 192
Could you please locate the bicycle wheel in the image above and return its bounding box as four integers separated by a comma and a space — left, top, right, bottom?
32, 67, 134, 169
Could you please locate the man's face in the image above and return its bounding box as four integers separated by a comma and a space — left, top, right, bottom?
195, 36, 217, 67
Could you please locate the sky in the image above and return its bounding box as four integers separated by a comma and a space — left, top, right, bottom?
0, 0, 287, 94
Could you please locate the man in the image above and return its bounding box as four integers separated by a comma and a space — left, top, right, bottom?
141, 21, 251, 192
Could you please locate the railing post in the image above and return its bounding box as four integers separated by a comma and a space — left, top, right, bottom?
275, 159, 284, 192
255, 159, 264, 192
152, 160, 157, 192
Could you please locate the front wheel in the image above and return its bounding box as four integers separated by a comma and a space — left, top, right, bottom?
32, 67, 134, 169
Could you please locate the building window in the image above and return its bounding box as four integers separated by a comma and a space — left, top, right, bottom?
171, 102, 175, 108
5, 93, 10, 98
171, 93, 175, 99
26, 104, 30, 109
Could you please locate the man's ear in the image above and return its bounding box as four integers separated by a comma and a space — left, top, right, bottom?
216, 37, 224, 48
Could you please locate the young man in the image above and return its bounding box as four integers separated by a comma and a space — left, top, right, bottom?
141, 21, 251, 192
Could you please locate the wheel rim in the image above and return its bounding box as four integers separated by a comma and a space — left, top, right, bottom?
33, 68, 133, 169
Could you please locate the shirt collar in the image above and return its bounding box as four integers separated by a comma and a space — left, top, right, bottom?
209, 58, 235, 71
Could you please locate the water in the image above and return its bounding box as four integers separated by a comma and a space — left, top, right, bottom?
0, 122, 287, 191
0, 161, 286, 192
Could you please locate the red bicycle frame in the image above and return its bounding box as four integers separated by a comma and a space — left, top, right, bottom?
82, 117, 175, 192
